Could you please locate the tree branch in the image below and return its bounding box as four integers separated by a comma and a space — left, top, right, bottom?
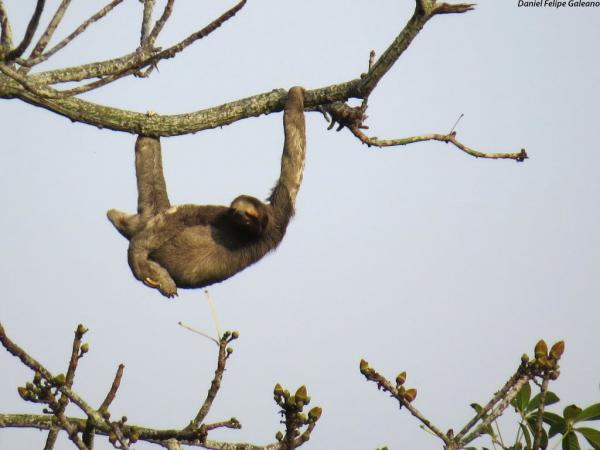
145, 0, 172, 46
22, 0, 72, 70
5, 0, 46, 62
140, 0, 156, 44
186, 332, 238, 430
19, 0, 125, 68
0, 0, 13, 52
351, 129, 528, 162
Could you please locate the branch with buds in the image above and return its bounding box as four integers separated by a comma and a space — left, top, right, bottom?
0, 322, 321, 450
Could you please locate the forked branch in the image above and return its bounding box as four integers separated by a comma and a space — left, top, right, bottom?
360, 340, 564, 450
0, 322, 321, 450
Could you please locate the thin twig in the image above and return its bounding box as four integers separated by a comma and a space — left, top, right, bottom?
178, 321, 219, 345
360, 361, 449, 444
24, 0, 72, 69
56, 411, 88, 450
205, 290, 222, 340
141, 0, 156, 44
21, 0, 124, 68
145, 0, 174, 46
203, 418, 241, 432
0, 0, 14, 51
461, 375, 533, 446
351, 128, 528, 161
186, 339, 229, 429
150, 0, 246, 63
456, 368, 526, 440
99, 364, 125, 414
6, 0, 46, 61
44, 324, 87, 450
532, 375, 550, 450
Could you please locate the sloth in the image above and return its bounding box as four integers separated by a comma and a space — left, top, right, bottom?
107, 87, 306, 297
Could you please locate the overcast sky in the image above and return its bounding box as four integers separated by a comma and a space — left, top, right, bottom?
1, 1, 599, 450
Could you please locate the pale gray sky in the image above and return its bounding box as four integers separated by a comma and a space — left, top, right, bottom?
1, 1, 599, 450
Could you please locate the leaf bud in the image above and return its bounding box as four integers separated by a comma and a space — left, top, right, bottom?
276, 431, 284, 441
274, 383, 284, 396
17, 386, 29, 401
33, 372, 42, 384
226, 347, 233, 354
77, 324, 88, 335
53, 374, 66, 386
308, 406, 323, 421
549, 341, 565, 360
231, 331, 240, 339
295, 385, 308, 404
80, 343, 89, 354
534, 340, 548, 359
404, 388, 417, 402
521, 353, 529, 363
396, 371, 407, 386
359, 359, 370, 374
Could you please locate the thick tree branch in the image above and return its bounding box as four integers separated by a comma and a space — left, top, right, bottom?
0, 0, 483, 145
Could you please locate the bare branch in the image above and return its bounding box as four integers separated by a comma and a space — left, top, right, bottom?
99, 364, 125, 414
20, 0, 125, 68
351, 130, 528, 161
6, 0, 46, 61
186, 333, 239, 430
455, 368, 525, 440
433, 3, 476, 15
0, 0, 14, 51
44, 324, 88, 450
140, 0, 156, 44
360, 2, 474, 97
145, 0, 174, 46
532, 375, 550, 450
359, 360, 449, 444
461, 375, 532, 446
56, 411, 88, 450
150, 0, 247, 62
24, 0, 72, 69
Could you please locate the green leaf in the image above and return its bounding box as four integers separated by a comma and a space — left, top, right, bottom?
565, 405, 584, 422
527, 392, 561, 413
520, 422, 533, 450
513, 383, 532, 413
576, 427, 600, 450
575, 404, 600, 423
543, 411, 567, 437
562, 431, 581, 450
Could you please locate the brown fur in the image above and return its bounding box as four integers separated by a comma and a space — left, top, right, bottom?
107, 87, 306, 297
